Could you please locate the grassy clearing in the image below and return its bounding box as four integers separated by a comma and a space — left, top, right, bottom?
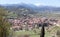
12, 26, 60, 37
12, 29, 40, 37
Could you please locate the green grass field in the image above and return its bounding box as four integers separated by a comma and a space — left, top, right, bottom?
11, 26, 60, 37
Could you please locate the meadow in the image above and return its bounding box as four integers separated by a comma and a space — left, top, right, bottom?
11, 26, 60, 37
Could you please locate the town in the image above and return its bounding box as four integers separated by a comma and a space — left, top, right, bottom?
8, 15, 60, 31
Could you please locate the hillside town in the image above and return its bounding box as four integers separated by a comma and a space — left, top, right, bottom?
8, 15, 60, 31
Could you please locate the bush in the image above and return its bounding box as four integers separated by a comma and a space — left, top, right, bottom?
56, 30, 60, 37
0, 8, 10, 37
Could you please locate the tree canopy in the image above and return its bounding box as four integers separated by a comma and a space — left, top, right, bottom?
0, 7, 10, 37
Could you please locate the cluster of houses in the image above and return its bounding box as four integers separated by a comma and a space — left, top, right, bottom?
8, 16, 60, 31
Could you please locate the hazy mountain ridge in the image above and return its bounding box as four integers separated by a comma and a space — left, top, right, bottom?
1, 3, 60, 12
0, 3, 60, 16
0, 3, 60, 18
